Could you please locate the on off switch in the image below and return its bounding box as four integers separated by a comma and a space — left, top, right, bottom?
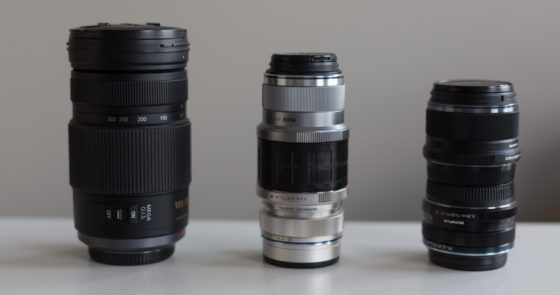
115, 209, 125, 221
129, 205, 138, 224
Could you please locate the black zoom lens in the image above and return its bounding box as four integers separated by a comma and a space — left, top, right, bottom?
68, 23, 191, 265
422, 80, 520, 271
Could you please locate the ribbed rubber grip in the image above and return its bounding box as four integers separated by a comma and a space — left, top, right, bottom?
426, 110, 519, 141
426, 181, 514, 207
71, 78, 187, 106
423, 223, 515, 247
69, 122, 191, 194
258, 139, 348, 192
427, 162, 516, 186
423, 147, 518, 166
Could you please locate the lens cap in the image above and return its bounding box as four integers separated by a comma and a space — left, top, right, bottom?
68, 23, 189, 71
430, 79, 516, 106
267, 53, 341, 75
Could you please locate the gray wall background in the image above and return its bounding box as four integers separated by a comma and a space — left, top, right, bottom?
0, 0, 558, 221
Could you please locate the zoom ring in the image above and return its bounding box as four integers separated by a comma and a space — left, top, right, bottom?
258, 139, 348, 192
423, 223, 515, 248
426, 110, 519, 141
427, 162, 516, 185
423, 147, 519, 166
71, 78, 188, 106
69, 122, 191, 194
426, 181, 514, 207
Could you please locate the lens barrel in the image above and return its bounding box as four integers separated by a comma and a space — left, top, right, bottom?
422, 80, 520, 271
257, 53, 348, 268
68, 23, 191, 265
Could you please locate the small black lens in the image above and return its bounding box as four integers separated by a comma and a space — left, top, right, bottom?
422, 80, 520, 271
68, 23, 191, 265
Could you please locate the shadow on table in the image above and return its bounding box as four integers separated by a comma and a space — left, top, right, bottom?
173, 249, 276, 269
0, 243, 92, 269
348, 249, 458, 274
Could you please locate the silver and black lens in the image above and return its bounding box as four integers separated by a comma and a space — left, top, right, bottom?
67, 23, 191, 265
422, 80, 520, 271
257, 53, 349, 268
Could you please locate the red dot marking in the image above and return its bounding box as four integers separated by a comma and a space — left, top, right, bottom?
179, 231, 184, 236
270, 194, 274, 198
435, 210, 439, 215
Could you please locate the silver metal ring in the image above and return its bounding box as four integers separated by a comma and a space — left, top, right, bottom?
262, 237, 341, 263
260, 209, 344, 238
263, 201, 342, 218
427, 102, 519, 113
78, 229, 184, 250
261, 232, 342, 243
424, 198, 517, 210
264, 74, 344, 86
257, 187, 348, 204
257, 123, 349, 143
263, 110, 344, 127
263, 84, 345, 112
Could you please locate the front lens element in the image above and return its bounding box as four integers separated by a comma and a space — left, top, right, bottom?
68, 23, 191, 265
257, 53, 348, 268
422, 80, 520, 271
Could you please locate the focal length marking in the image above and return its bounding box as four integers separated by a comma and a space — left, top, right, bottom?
258, 187, 348, 204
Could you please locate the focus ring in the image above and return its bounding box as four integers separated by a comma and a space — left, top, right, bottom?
260, 210, 344, 237
426, 110, 519, 141
71, 77, 187, 106
427, 162, 516, 186
258, 139, 348, 192
423, 147, 519, 166
426, 181, 514, 207
69, 122, 191, 194
262, 85, 345, 112
422, 222, 515, 247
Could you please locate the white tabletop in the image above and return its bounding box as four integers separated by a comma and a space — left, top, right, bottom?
0, 218, 557, 295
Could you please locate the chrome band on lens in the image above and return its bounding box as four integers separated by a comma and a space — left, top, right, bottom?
427, 102, 519, 113
260, 209, 344, 238
257, 123, 349, 143
424, 239, 513, 257
257, 187, 348, 204
263, 110, 344, 127
264, 74, 344, 86
263, 202, 342, 218
261, 232, 341, 243
427, 160, 517, 169
262, 85, 345, 112
262, 237, 341, 264
424, 197, 517, 210
78, 229, 184, 250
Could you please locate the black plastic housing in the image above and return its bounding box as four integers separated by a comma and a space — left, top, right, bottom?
68, 23, 190, 265
422, 80, 520, 271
